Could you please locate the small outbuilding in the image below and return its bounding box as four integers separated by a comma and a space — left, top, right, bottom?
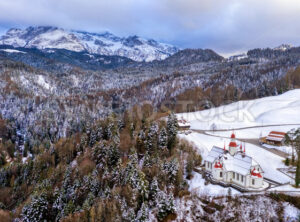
177, 117, 191, 130
260, 131, 286, 146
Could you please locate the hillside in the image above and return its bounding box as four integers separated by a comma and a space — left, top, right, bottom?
177, 89, 300, 130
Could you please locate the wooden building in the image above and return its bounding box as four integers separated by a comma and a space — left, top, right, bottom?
260, 131, 286, 146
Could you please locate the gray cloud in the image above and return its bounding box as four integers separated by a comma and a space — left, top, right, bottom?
0, 0, 300, 55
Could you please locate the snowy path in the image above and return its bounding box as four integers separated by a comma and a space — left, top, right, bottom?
197, 123, 300, 132
192, 128, 289, 158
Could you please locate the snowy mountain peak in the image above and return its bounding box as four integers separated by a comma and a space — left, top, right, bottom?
0, 26, 179, 62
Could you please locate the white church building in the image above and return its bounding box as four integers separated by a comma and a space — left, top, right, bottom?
204, 133, 264, 189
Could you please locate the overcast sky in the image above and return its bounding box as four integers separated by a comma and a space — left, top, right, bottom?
0, 0, 300, 56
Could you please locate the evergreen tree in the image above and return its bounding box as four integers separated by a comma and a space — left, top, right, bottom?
22, 192, 49, 222
53, 188, 66, 220
167, 113, 178, 150
112, 159, 123, 186
108, 143, 121, 168
136, 202, 149, 222
89, 128, 97, 147
149, 177, 159, 206
158, 127, 168, 149
120, 198, 135, 222
143, 151, 152, 168
83, 192, 95, 210
124, 149, 149, 200
96, 125, 103, 141
64, 200, 76, 217
156, 190, 175, 221
162, 158, 179, 184
63, 166, 74, 201
145, 123, 158, 154
90, 169, 101, 196
285, 158, 290, 166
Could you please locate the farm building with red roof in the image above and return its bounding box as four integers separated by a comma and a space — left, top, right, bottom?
265, 131, 286, 146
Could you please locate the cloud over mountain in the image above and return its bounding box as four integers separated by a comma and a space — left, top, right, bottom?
0, 0, 300, 54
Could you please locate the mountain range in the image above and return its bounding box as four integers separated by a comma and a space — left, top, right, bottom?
0, 26, 179, 62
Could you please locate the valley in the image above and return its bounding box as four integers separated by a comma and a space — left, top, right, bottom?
0, 25, 300, 221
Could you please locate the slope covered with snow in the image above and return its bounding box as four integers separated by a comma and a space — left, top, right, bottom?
177, 89, 300, 131
0, 26, 179, 62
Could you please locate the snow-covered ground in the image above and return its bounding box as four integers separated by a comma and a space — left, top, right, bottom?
177, 89, 300, 131
283, 202, 300, 222
262, 144, 293, 156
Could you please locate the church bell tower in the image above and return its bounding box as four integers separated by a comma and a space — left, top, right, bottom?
229, 133, 238, 155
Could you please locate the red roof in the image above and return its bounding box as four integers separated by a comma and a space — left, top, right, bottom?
251, 168, 262, 178
229, 141, 238, 147
231, 133, 236, 139
214, 161, 223, 169
267, 131, 286, 142
269, 131, 286, 136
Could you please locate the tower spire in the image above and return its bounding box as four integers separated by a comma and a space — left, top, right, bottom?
229, 132, 238, 155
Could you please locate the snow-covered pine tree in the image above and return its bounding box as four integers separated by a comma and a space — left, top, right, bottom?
162, 158, 179, 184
112, 158, 123, 186
156, 190, 175, 221
145, 123, 158, 154
63, 166, 74, 201
167, 113, 178, 150
90, 169, 101, 196
22, 192, 49, 222
143, 151, 152, 168
108, 143, 121, 168
136, 202, 149, 222
149, 177, 159, 206
158, 127, 168, 149
89, 128, 97, 147
96, 125, 103, 141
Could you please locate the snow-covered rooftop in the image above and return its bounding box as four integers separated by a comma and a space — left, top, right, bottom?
221, 152, 255, 175
206, 146, 224, 162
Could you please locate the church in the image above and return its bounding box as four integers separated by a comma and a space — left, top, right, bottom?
204, 133, 264, 189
